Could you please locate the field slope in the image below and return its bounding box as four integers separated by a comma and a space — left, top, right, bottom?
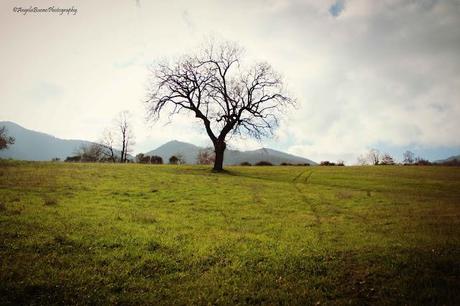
1, 162, 460, 304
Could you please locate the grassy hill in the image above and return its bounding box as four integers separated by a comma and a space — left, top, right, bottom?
0, 162, 459, 304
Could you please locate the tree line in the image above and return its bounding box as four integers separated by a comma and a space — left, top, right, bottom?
63, 111, 135, 163
354, 149, 452, 166
64, 143, 217, 165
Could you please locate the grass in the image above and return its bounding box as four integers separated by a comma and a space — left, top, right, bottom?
0, 161, 459, 305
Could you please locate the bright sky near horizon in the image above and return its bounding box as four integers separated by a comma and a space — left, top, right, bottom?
1, 0, 460, 163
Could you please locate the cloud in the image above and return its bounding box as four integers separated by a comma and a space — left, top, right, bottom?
1, 0, 459, 163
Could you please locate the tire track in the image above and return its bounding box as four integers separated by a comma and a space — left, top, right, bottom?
292, 169, 323, 241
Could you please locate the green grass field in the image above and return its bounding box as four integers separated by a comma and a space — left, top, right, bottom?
1, 161, 459, 305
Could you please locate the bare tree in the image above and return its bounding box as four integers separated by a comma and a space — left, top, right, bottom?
99, 129, 117, 162
197, 147, 215, 165
380, 153, 395, 165
0, 126, 15, 150
367, 148, 381, 165
403, 150, 415, 165
175, 153, 186, 164
74, 143, 104, 162
116, 111, 135, 163
146, 40, 294, 171
357, 154, 368, 165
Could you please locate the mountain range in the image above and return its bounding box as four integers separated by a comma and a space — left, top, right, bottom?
146, 140, 317, 165
0, 121, 317, 165
0, 121, 93, 161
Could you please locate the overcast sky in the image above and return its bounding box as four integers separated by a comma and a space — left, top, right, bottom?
1, 0, 459, 163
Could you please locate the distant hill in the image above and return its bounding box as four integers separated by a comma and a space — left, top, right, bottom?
0, 121, 317, 165
225, 147, 317, 165
434, 154, 460, 164
0, 121, 94, 161
146, 140, 317, 165
146, 140, 202, 164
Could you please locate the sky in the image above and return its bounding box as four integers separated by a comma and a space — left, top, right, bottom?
1, 0, 460, 164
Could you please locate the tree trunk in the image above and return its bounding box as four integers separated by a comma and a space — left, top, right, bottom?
121, 140, 126, 163
213, 141, 226, 171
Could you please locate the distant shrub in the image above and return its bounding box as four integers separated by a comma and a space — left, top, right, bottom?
169, 154, 186, 165
150, 155, 163, 164
169, 155, 179, 165
320, 161, 336, 166
281, 162, 310, 166
51, 157, 61, 162
414, 158, 431, 166
255, 161, 273, 166
65, 155, 81, 162
240, 161, 252, 166
320, 161, 345, 166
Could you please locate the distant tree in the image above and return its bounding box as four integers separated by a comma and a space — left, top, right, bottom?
146, 40, 294, 171
74, 143, 104, 162
240, 161, 252, 166
175, 153, 186, 164
116, 111, 135, 163
65, 155, 81, 162
136, 153, 146, 163
99, 129, 117, 162
197, 147, 215, 165
136, 153, 155, 164
380, 153, 395, 165
357, 154, 368, 165
367, 148, 380, 165
150, 155, 163, 164
169, 155, 179, 165
0, 126, 15, 150
414, 157, 431, 166
51, 157, 61, 162
403, 150, 415, 165
320, 161, 336, 166
337, 160, 345, 166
